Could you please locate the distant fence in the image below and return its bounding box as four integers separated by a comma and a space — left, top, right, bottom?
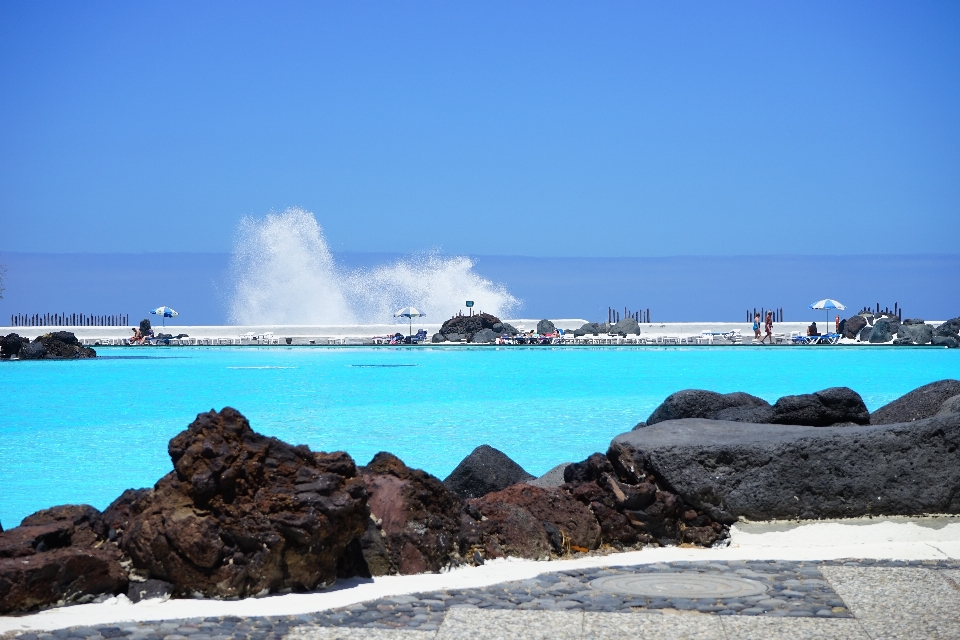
859, 303, 902, 320
11, 313, 130, 327
746, 307, 784, 322
608, 307, 650, 324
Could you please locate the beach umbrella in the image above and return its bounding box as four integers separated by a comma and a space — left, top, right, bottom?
393, 307, 425, 337
150, 306, 179, 328
809, 299, 845, 334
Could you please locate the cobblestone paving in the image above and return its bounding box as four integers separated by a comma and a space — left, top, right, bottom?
7, 559, 960, 640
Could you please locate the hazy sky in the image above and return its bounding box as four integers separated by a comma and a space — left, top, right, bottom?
1, 1, 958, 257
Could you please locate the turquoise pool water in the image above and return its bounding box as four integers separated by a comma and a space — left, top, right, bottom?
2, 345, 958, 528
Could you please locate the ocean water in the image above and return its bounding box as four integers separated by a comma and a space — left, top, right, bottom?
1, 345, 958, 527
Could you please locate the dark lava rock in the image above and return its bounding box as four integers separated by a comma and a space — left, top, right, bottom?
714, 404, 775, 423
431, 333, 447, 343
0, 547, 129, 614
0, 333, 29, 358
893, 337, 915, 345
28, 332, 96, 359
613, 412, 960, 522
574, 322, 599, 337
536, 319, 556, 335
859, 326, 873, 342
0, 505, 126, 613
360, 452, 464, 575
468, 484, 600, 555
938, 395, 960, 416
491, 322, 519, 336
933, 335, 959, 348
843, 315, 867, 339
444, 445, 535, 499
869, 317, 897, 343
934, 317, 960, 339
526, 462, 571, 489
898, 323, 933, 345
120, 408, 368, 598
770, 387, 870, 426
469, 328, 498, 343
439, 313, 502, 341
20, 341, 46, 360
902, 318, 925, 325
609, 317, 641, 336
127, 579, 174, 603
647, 390, 771, 425
871, 380, 960, 425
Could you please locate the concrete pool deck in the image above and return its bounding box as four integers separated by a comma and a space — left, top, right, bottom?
2, 516, 959, 638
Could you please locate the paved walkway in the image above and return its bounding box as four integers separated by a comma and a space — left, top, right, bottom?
6, 560, 960, 640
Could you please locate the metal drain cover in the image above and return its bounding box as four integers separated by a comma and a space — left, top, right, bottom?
589, 573, 768, 599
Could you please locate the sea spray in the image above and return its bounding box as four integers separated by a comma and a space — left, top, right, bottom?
228, 208, 519, 325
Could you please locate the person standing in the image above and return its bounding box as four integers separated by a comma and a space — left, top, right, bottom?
760, 311, 774, 344
753, 313, 761, 341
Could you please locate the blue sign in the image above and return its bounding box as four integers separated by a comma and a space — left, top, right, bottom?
466, 301, 474, 307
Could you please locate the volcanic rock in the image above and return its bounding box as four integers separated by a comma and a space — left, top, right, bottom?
120, 408, 368, 598
933, 336, 959, 348
0, 333, 29, 358
359, 452, 464, 575
536, 319, 556, 335
934, 317, 960, 340
491, 322, 519, 336
938, 395, 960, 416
609, 317, 641, 336
871, 380, 960, 425
770, 387, 870, 426
20, 341, 46, 360
467, 484, 600, 555
858, 326, 873, 342
438, 313, 502, 342
0, 505, 126, 613
647, 390, 771, 425
127, 579, 174, 603
868, 317, 897, 343
444, 445, 535, 499
843, 315, 867, 339
613, 413, 960, 522
0, 547, 128, 614
898, 322, 933, 345
469, 328, 498, 344
431, 333, 447, 343
526, 462, 571, 489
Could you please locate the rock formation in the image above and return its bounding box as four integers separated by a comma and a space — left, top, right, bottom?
769, 387, 870, 426
444, 445, 535, 499
870, 380, 960, 424
842, 315, 867, 339
613, 411, 960, 522
0, 505, 127, 613
536, 319, 556, 335
118, 408, 368, 598
868, 316, 899, 343
357, 453, 464, 575
12, 332, 96, 360
897, 320, 933, 345
647, 390, 772, 425
0, 333, 29, 358
433, 313, 517, 343
608, 318, 641, 336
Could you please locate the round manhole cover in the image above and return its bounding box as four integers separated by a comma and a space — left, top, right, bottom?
589, 573, 768, 599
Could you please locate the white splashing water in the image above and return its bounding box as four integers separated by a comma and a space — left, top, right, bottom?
228, 208, 519, 325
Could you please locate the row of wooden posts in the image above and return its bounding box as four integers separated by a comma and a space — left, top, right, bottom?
746, 308, 784, 322
858, 303, 902, 320
10, 313, 130, 327
608, 307, 650, 324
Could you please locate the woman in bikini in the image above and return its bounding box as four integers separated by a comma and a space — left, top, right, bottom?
753, 313, 761, 341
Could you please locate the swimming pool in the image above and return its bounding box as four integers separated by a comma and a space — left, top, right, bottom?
2, 345, 958, 527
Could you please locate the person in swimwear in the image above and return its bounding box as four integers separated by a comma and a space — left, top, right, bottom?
760, 311, 774, 344
753, 313, 761, 340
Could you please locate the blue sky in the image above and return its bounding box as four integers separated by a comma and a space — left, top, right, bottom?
1, 1, 958, 257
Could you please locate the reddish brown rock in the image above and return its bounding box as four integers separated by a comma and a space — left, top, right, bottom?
470, 484, 600, 550
359, 452, 464, 575
120, 408, 368, 598
469, 500, 551, 560
0, 547, 128, 614
0, 505, 127, 613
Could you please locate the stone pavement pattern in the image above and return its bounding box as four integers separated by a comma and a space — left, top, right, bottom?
6, 560, 960, 640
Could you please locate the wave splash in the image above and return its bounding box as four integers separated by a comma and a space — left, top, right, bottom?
228, 208, 519, 325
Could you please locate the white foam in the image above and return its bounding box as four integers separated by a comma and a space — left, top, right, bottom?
228, 208, 519, 325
